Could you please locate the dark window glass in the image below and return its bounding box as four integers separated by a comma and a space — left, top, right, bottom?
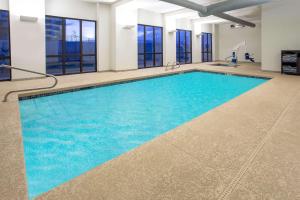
203, 53, 208, 62
65, 19, 80, 55
186, 31, 191, 53
0, 59, 11, 81
138, 24, 163, 69
176, 32, 180, 62
138, 25, 144, 54
138, 54, 144, 69
0, 10, 11, 81
202, 33, 207, 49
179, 31, 185, 54
46, 16, 97, 75
0, 58, 9, 65
208, 36, 212, 53
155, 27, 162, 53
186, 53, 192, 64
155, 54, 163, 67
46, 17, 63, 56
208, 53, 212, 61
145, 54, 154, 67
82, 21, 96, 55
202, 32, 213, 62
0, 11, 9, 57
179, 52, 185, 63
176, 29, 192, 64
82, 56, 96, 73
65, 56, 80, 74
145, 26, 154, 53
46, 57, 63, 75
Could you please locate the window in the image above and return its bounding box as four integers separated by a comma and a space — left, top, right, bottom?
138, 24, 163, 69
202, 32, 212, 62
176, 29, 192, 64
0, 10, 11, 81
46, 16, 97, 75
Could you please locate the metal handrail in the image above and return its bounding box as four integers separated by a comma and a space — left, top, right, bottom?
0, 65, 58, 102
165, 62, 181, 71
225, 55, 232, 62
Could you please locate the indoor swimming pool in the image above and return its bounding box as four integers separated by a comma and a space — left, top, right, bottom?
19, 71, 268, 199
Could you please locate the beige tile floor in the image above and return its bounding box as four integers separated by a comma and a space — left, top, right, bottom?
0, 63, 299, 200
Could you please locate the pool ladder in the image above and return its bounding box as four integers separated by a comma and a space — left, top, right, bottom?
165, 62, 181, 71
0, 64, 58, 102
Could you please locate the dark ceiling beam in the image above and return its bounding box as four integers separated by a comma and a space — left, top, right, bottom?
160, 0, 271, 28
214, 13, 256, 27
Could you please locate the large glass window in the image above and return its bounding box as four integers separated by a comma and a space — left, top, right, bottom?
0, 10, 11, 81
46, 16, 97, 75
201, 32, 213, 62
138, 24, 163, 69
176, 29, 192, 64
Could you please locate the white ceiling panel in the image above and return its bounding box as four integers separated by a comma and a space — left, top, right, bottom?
81, 0, 262, 22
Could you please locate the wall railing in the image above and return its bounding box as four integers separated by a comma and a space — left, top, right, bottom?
0, 65, 58, 102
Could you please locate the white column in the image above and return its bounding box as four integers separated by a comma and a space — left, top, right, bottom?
9, 0, 46, 79
111, 2, 138, 71
212, 24, 219, 62
97, 3, 112, 71
163, 15, 176, 65
0, 0, 9, 10
192, 21, 202, 63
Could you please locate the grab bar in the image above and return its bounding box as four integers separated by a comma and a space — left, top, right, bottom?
165, 62, 181, 71
0, 65, 58, 102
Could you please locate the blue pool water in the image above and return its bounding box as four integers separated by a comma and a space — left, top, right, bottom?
19, 71, 268, 199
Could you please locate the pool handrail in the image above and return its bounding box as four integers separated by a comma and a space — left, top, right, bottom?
0, 64, 58, 102
165, 62, 181, 71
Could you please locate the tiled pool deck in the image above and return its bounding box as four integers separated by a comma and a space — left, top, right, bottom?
0, 63, 299, 200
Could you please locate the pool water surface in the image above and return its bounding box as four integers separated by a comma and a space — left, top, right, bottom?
19, 71, 268, 198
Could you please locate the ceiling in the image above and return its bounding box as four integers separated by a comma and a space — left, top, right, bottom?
82, 0, 262, 23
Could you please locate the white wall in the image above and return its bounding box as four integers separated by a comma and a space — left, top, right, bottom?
261, 0, 300, 71
97, 3, 111, 71
163, 15, 176, 65
138, 9, 163, 27
212, 24, 219, 61
45, 0, 97, 20
0, 0, 9, 10
217, 22, 261, 62
111, 3, 138, 71
192, 22, 202, 63
176, 18, 192, 30
201, 23, 213, 33
9, 0, 46, 79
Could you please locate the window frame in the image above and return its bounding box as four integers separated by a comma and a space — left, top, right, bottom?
176, 29, 192, 65
0, 9, 12, 81
138, 24, 163, 69
46, 15, 97, 76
